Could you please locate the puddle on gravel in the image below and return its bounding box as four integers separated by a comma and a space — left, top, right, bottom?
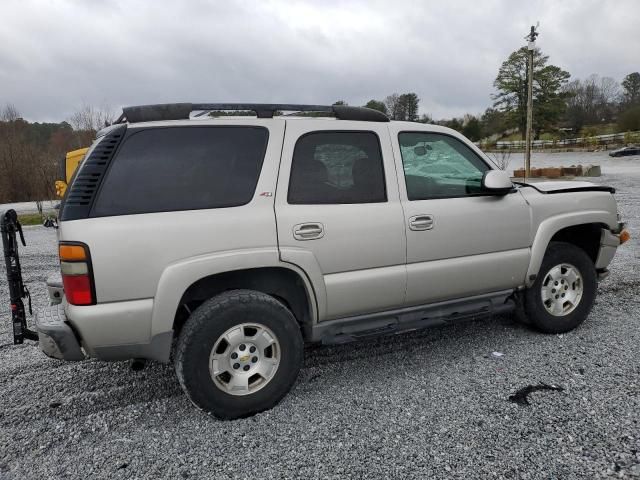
508, 383, 564, 406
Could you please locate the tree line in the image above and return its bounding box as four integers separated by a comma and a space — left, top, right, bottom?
1, 47, 639, 203
0, 105, 111, 203
357, 48, 640, 143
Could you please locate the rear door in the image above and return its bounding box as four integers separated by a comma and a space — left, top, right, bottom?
275, 120, 406, 321
389, 125, 532, 306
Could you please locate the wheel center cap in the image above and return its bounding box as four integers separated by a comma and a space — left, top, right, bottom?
238, 354, 251, 362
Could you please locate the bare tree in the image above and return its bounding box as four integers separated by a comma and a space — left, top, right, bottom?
598, 76, 620, 104
564, 74, 621, 131
68, 103, 114, 131
68, 104, 115, 148
1, 103, 20, 122
384, 94, 400, 120
0, 103, 65, 203
0, 104, 25, 201
597, 76, 620, 122
383, 93, 420, 121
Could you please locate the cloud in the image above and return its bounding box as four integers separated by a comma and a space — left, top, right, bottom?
0, 0, 638, 122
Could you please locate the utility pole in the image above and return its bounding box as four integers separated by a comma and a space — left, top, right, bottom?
524, 24, 539, 180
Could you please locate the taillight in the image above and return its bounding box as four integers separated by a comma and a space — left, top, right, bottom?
59, 242, 95, 305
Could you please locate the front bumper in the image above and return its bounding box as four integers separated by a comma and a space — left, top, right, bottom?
35, 304, 85, 361
595, 227, 623, 271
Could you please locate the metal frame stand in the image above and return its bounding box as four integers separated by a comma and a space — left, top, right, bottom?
1, 209, 38, 343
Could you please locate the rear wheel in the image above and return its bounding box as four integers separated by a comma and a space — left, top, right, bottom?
523, 242, 597, 334
175, 290, 303, 419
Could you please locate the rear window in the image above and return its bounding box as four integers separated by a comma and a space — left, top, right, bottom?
91, 126, 268, 216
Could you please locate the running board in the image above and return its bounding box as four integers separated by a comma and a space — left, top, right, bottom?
308, 290, 515, 345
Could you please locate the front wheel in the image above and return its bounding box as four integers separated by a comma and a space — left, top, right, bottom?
523, 242, 597, 334
175, 290, 304, 419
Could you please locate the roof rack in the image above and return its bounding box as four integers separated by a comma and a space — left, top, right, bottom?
115, 103, 390, 124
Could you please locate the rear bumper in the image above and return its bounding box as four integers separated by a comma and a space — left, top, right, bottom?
35, 304, 85, 361
46, 275, 64, 305
35, 301, 173, 363
65, 298, 172, 363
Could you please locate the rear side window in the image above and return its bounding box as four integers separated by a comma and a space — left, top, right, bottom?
288, 131, 386, 204
92, 126, 268, 216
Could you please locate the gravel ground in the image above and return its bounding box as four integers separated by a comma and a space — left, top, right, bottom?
0, 159, 639, 479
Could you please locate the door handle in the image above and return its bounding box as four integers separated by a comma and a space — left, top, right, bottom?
409, 215, 434, 231
293, 223, 325, 240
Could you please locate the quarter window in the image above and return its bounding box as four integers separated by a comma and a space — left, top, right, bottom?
398, 132, 490, 200
91, 126, 269, 216
288, 131, 386, 204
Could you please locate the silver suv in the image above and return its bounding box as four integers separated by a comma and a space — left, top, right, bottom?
27, 103, 628, 419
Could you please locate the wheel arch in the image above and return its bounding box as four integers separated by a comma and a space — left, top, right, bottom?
548, 224, 604, 263
173, 267, 316, 337
526, 212, 612, 286
150, 248, 323, 344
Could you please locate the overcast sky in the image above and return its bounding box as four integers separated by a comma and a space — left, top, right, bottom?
1, 0, 638, 123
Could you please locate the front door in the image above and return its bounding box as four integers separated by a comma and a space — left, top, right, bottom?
390, 127, 532, 306
275, 120, 406, 321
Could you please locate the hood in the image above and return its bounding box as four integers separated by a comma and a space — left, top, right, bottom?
517, 180, 615, 194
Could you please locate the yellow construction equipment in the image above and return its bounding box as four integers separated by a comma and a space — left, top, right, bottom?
55, 147, 88, 198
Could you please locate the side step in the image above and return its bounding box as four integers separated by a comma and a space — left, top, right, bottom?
308, 290, 515, 345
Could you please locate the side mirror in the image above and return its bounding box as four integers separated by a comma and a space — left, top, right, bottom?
482, 170, 514, 195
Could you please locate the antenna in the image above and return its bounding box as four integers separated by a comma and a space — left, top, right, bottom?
525, 23, 540, 48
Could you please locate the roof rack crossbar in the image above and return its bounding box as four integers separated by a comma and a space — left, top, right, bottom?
119, 103, 389, 123
194, 103, 332, 115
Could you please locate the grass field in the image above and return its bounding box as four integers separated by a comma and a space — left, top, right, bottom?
17, 213, 45, 226
17, 212, 56, 226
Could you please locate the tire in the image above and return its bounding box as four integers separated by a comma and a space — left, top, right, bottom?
175, 289, 304, 419
523, 241, 597, 334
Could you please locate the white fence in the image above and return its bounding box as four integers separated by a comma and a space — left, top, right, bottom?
494, 131, 640, 149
